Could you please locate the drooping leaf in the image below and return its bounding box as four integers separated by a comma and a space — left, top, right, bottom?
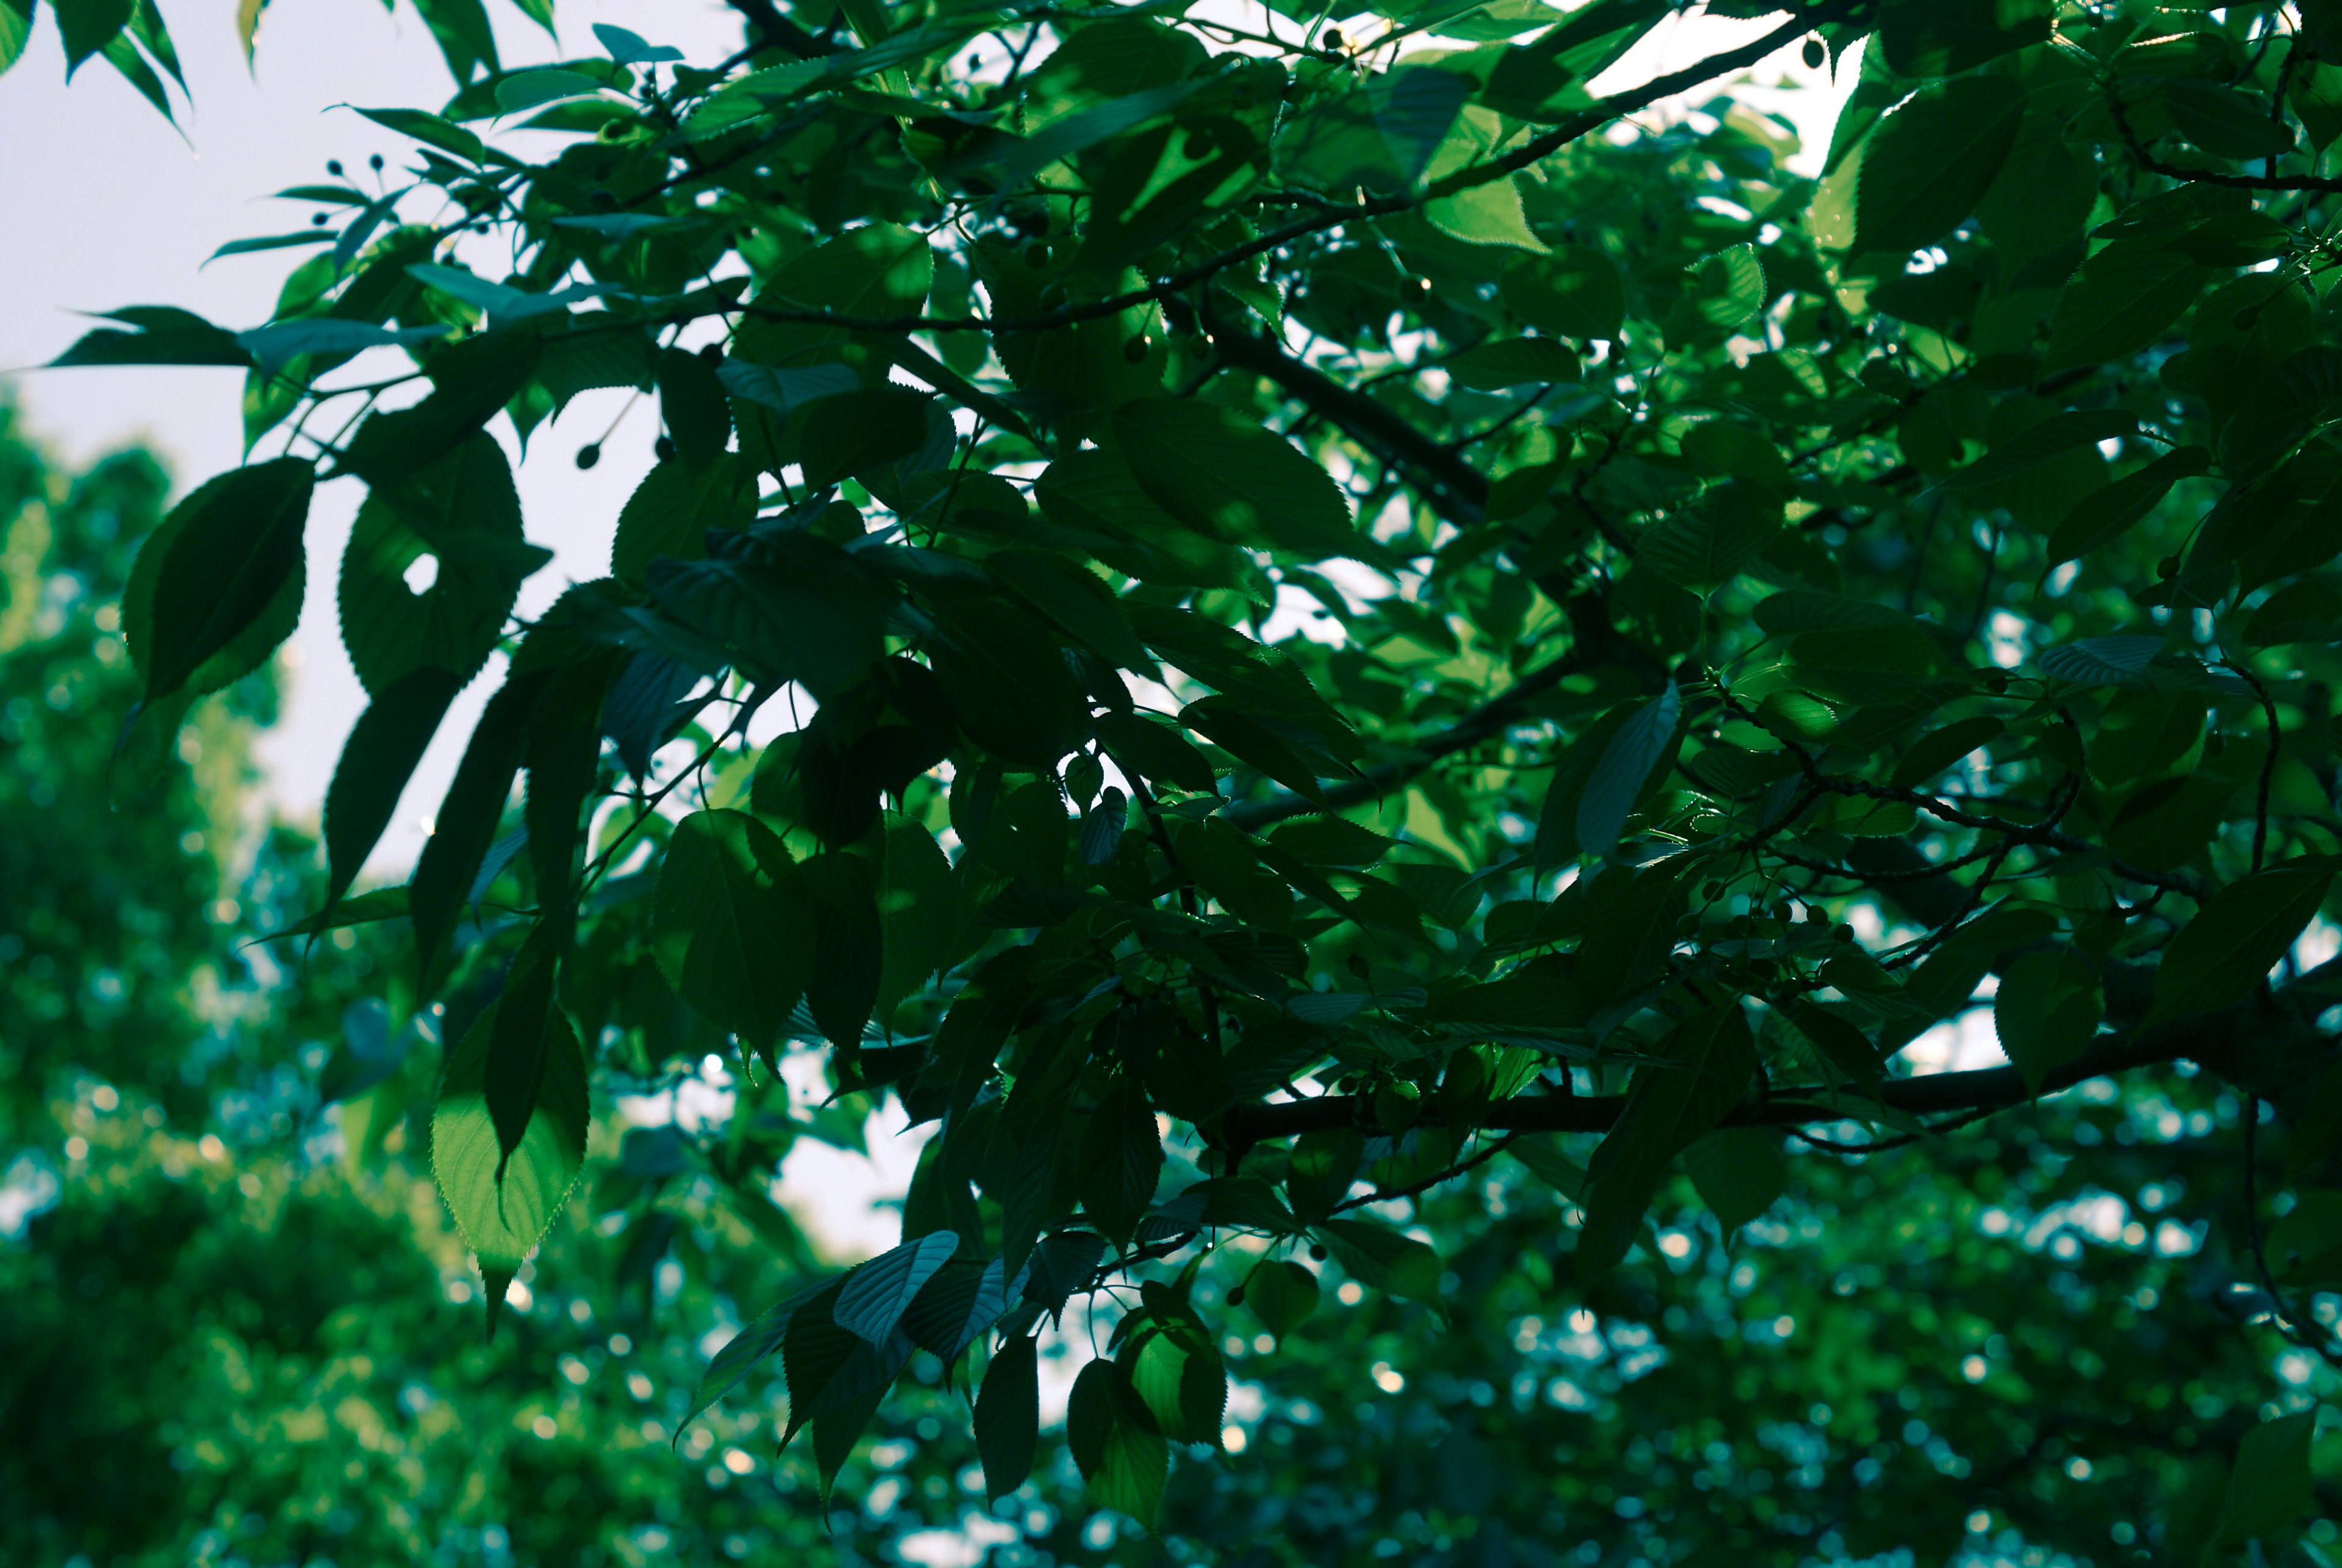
323, 668, 465, 914
430, 997, 588, 1331
975, 1333, 1040, 1500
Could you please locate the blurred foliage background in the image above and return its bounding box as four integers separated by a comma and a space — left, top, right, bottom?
0, 403, 2331, 1567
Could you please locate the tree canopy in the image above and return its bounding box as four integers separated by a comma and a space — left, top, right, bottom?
16, 0, 2342, 1558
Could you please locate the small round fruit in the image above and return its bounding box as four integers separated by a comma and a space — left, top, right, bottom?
1309, 1244, 1329, 1262
1122, 334, 1152, 363
655, 435, 677, 462
576, 444, 601, 470
1802, 37, 1825, 69
699, 343, 724, 365
327, 159, 345, 176
1228, 1286, 1247, 1306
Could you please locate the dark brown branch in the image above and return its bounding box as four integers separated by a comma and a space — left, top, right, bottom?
2107, 81, 2342, 192
1222, 1013, 2243, 1151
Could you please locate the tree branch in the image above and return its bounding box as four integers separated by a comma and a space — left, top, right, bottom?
1222, 1009, 2253, 1151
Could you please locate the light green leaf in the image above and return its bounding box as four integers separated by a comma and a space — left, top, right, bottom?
431, 997, 588, 1305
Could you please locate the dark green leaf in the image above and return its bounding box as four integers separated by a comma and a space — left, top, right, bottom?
323, 668, 465, 914
836, 1231, 961, 1343
654, 809, 817, 1050
1681, 1128, 1785, 1232
1112, 399, 1365, 561
1853, 77, 2027, 259
975, 1334, 1040, 1499
1996, 947, 2102, 1094
2149, 859, 2337, 1023
1578, 1004, 1755, 1273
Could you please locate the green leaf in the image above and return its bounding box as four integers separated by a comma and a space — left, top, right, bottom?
414, 0, 500, 84
324, 668, 465, 912
1995, 947, 2102, 1094
878, 815, 960, 1019
654, 809, 817, 1050
1853, 77, 2027, 259
1878, 0, 2049, 76
645, 535, 895, 699
2213, 1409, 2316, 1548
2163, 80, 2294, 161
1372, 66, 1470, 187
1685, 245, 1766, 332
1425, 173, 1547, 252
928, 596, 1092, 768
123, 458, 313, 704
411, 670, 544, 983
802, 851, 883, 1048
836, 1231, 961, 1343
1578, 1004, 1755, 1274
1095, 711, 1220, 794
1785, 1000, 1884, 1090
1242, 1259, 1320, 1336
682, 1278, 835, 1439
0, 0, 33, 78
1639, 482, 1781, 592
258, 884, 412, 944
484, 922, 566, 1170
338, 435, 547, 696
2037, 634, 2163, 687
1575, 681, 1678, 864
340, 332, 542, 484
2149, 859, 2337, 1023
793, 388, 937, 490
51, 306, 249, 368
1119, 1300, 1225, 1443
593, 21, 684, 64
1536, 701, 1638, 874
611, 456, 752, 588
1112, 400, 1364, 561
1681, 1128, 1785, 1232
1094, 1417, 1174, 1525
987, 548, 1156, 673
56, 0, 131, 76
1888, 717, 2004, 790
1501, 245, 1625, 340
975, 1334, 1040, 1500
755, 223, 934, 323
2041, 446, 2210, 567
1078, 1079, 1164, 1244
1940, 409, 2138, 491
1319, 1217, 1444, 1301
2043, 242, 2213, 373
352, 106, 487, 165
430, 996, 587, 1320
1445, 337, 1580, 390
